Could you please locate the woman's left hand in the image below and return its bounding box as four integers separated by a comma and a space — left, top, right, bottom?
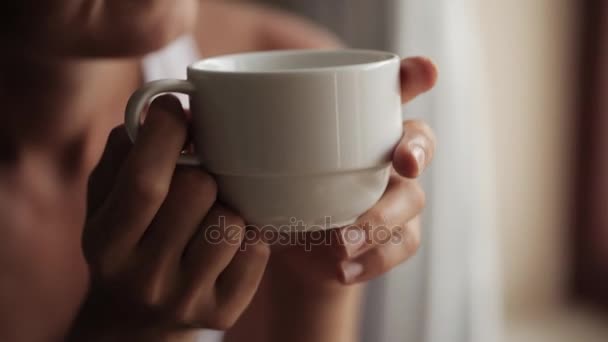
268, 57, 438, 288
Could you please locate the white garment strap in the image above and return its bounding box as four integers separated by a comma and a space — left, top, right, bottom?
142, 35, 200, 82
141, 35, 201, 108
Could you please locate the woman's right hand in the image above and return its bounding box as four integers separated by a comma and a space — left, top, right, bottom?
70, 96, 270, 341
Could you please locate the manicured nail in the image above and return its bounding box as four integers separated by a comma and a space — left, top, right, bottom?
341, 227, 367, 258
410, 144, 426, 171
341, 262, 364, 283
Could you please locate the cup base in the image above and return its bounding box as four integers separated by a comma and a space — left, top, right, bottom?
214, 165, 391, 231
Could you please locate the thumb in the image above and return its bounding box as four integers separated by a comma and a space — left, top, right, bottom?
400, 57, 438, 103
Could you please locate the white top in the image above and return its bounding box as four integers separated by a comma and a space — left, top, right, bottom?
142, 35, 200, 108
142, 36, 223, 342
142, 35, 199, 83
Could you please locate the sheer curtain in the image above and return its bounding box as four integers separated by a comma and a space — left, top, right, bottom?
393, 2, 502, 341
257, 1, 503, 341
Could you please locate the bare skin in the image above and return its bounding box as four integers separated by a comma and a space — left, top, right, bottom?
0, 1, 437, 341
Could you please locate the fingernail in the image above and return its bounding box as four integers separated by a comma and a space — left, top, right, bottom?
410, 144, 426, 170
341, 261, 364, 284
341, 227, 367, 258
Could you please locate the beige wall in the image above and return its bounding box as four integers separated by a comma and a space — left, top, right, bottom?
475, 2, 608, 340
476, 0, 578, 316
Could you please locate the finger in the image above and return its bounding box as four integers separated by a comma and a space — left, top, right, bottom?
400, 57, 438, 103
86, 125, 131, 217
175, 206, 247, 325
339, 217, 422, 284
139, 167, 217, 261
213, 232, 270, 326
338, 176, 425, 258
392, 120, 437, 178
92, 95, 188, 257
182, 205, 246, 285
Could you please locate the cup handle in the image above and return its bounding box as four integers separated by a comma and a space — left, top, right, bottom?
124, 79, 200, 166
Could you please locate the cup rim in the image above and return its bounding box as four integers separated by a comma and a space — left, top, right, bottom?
188, 48, 399, 75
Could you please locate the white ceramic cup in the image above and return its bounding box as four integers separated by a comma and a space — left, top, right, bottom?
125, 49, 403, 230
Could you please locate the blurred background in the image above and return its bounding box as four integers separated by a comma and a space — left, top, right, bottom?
244, 0, 607, 341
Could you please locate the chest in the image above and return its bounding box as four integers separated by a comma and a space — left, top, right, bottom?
0, 58, 142, 339
0, 165, 90, 340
